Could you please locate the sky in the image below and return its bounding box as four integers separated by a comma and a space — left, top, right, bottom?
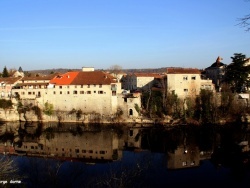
0, 0, 250, 71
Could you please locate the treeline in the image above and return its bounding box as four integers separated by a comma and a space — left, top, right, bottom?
141, 85, 249, 124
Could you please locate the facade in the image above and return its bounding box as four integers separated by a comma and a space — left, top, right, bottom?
166, 68, 214, 99
205, 56, 226, 91
11, 69, 141, 119
122, 73, 163, 91
0, 77, 22, 99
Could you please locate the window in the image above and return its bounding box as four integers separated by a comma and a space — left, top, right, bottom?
67, 86, 69, 88
67, 91, 70, 94
98, 91, 103, 94
94, 84, 96, 87
75, 149, 79, 153
191, 76, 196, 80
60, 91, 62, 94
94, 91, 96, 93
89, 150, 93, 153
59, 86, 62, 89
73, 90, 77, 94
28, 92, 32, 95
81, 85, 83, 88
87, 91, 91, 94
82, 150, 86, 153
100, 151, 105, 154
53, 91, 56, 94
80, 91, 84, 94
184, 89, 188, 92
75, 85, 77, 88
99, 84, 102, 88
88, 84, 90, 88
183, 76, 188, 80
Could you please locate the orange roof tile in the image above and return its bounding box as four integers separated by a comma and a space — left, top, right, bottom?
49, 72, 79, 85
166, 68, 200, 74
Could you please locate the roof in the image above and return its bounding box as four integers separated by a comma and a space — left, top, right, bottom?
71, 71, 117, 85
21, 74, 59, 81
133, 73, 163, 78
50, 72, 79, 85
50, 71, 117, 85
166, 68, 200, 74
0, 77, 22, 84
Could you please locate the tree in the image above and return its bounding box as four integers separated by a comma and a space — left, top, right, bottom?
238, 0, 250, 31
2, 66, 9, 77
224, 53, 250, 92
109, 65, 122, 80
43, 102, 54, 116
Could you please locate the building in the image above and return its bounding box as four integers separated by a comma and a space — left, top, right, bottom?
205, 56, 226, 91
166, 68, 214, 99
122, 73, 163, 91
0, 77, 22, 99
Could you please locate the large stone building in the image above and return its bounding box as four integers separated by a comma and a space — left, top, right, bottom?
11, 68, 141, 121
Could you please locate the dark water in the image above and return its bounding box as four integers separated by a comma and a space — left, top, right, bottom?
0, 122, 250, 187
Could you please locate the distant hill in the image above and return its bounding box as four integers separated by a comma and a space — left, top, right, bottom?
26, 67, 180, 75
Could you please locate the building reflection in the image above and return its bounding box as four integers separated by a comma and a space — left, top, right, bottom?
1, 122, 250, 171
13, 123, 123, 163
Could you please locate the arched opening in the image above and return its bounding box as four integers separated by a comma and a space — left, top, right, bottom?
129, 109, 133, 116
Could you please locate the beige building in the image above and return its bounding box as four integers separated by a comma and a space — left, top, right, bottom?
166, 68, 214, 99
11, 69, 141, 119
122, 73, 163, 91
0, 77, 22, 99
205, 56, 226, 91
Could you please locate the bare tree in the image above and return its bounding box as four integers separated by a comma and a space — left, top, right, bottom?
0, 156, 20, 180
238, 0, 250, 31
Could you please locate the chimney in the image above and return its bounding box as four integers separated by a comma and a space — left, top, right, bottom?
82, 67, 94, 72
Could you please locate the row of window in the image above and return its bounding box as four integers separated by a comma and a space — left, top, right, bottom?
25, 145, 107, 155
58, 84, 103, 89
183, 76, 196, 80
22, 91, 106, 95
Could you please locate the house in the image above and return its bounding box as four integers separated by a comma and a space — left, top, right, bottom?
166, 68, 214, 99
205, 56, 226, 91
0, 77, 22, 99
122, 73, 163, 91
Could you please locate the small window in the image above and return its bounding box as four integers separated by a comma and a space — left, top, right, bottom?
112, 91, 116, 96
67, 91, 70, 94
98, 91, 103, 94
75, 149, 79, 153
99, 84, 102, 88
184, 89, 188, 92
80, 91, 84, 94
94, 84, 96, 87
89, 150, 93, 153
53, 91, 56, 94
81, 85, 83, 88
59, 86, 62, 89
94, 91, 96, 93
87, 84, 90, 88
75, 85, 77, 88
191, 76, 196, 80
100, 151, 105, 154
73, 90, 77, 94
82, 150, 86, 153
60, 91, 62, 94
87, 91, 91, 94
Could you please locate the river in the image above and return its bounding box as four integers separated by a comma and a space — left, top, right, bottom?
0, 122, 250, 187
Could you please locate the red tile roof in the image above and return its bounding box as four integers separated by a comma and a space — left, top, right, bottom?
133, 73, 163, 78
0, 77, 22, 84
50, 71, 117, 85
50, 72, 79, 85
71, 71, 117, 85
166, 68, 200, 74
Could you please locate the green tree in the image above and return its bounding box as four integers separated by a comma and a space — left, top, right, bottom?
43, 102, 54, 116
224, 53, 250, 93
2, 66, 9, 77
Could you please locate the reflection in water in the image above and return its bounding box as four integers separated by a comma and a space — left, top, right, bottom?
0, 122, 250, 187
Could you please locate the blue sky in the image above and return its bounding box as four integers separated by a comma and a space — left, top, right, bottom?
0, 0, 249, 71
